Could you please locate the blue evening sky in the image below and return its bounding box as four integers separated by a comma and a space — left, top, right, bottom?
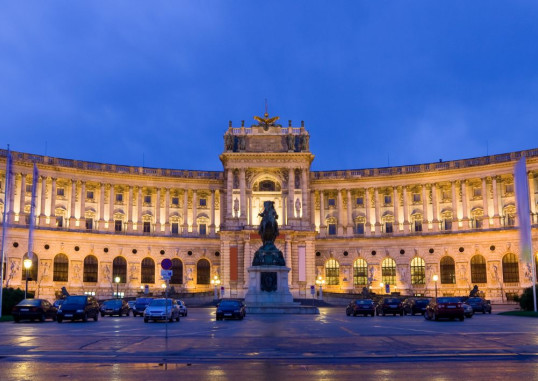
1, 1, 537, 171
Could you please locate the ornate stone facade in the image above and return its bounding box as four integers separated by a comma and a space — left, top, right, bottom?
1, 115, 537, 302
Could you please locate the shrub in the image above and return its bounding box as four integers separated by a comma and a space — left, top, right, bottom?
514, 285, 537, 311
1, 288, 33, 316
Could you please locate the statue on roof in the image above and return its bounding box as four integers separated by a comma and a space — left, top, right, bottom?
254, 113, 281, 130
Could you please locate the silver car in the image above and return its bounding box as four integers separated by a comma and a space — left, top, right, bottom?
176, 300, 188, 317
143, 299, 180, 322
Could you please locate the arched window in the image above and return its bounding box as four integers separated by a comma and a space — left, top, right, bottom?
502, 253, 519, 283
410, 257, 425, 285
440, 256, 456, 284
382, 257, 396, 285
53, 253, 69, 282
83, 255, 98, 283
141, 257, 155, 284
171, 258, 183, 285
325, 259, 340, 285
353, 258, 368, 286
21, 253, 38, 281
470, 255, 487, 283
197, 259, 210, 284
113, 256, 127, 283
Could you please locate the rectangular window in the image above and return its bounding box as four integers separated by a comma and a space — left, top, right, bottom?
85, 218, 93, 230
115, 193, 123, 202
355, 222, 364, 235
199, 224, 206, 235
56, 216, 63, 228
144, 195, 151, 204
171, 197, 179, 206
384, 195, 391, 205
505, 184, 514, 194
473, 187, 481, 197
442, 190, 451, 201
474, 218, 483, 229
414, 220, 422, 232
26, 184, 32, 193
328, 198, 336, 207
171, 222, 179, 235
87, 191, 94, 200
328, 223, 337, 235
443, 219, 452, 230
199, 198, 207, 207
114, 220, 123, 232
413, 193, 421, 203
143, 221, 151, 233
356, 197, 363, 206
57, 188, 65, 197
385, 222, 393, 233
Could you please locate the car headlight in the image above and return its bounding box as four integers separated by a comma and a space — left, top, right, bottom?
76, 309, 84, 313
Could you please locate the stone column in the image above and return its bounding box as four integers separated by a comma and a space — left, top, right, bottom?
19, 173, 26, 219
422, 184, 428, 230
247, 193, 252, 226
319, 190, 326, 236
346, 189, 353, 236
192, 189, 198, 231
481, 177, 490, 228
49, 178, 57, 224
310, 190, 316, 228
288, 168, 295, 222
451, 181, 459, 231
461, 180, 469, 228
182, 189, 189, 233
69, 179, 76, 227
227, 169, 233, 219
39, 176, 48, 226
239, 169, 247, 222
302, 169, 309, 225
137, 186, 143, 232
219, 190, 225, 230
337, 189, 344, 236
80, 181, 86, 223
492, 176, 500, 227
127, 185, 133, 232
97, 182, 105, 230
164, 188, 171, 234
374, 188, 381, 235
403, 186, 410, 233
108, 184, 115, 232
155, 187, 161, 233
243, 238, 251, 287
7, 174, 17, 223
393, 186, 399, 233
210, 189, 216, 234
365, 188, 372, 236
285, 237, 292, 286
529, 173, 536, 224
431, 183, 439, 231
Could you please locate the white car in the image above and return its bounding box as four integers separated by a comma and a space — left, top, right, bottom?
176, 300, 188, 316
143, 299, 180, 322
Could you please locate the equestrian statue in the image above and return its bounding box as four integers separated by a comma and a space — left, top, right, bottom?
252, 201, 286, 266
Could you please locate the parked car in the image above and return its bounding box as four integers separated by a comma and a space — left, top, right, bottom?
143, 298, 180, 322
100, 299, 131, 317
132, 297, 153, 317
176, 300, 188, 317
127, 300, 136, 312
466, 297, 492, 314
216, 299, 246, 321
53, 299, 65, 309
462, 302, 474, 318
346, 299, 376, 317
376, 297, 404, 316
424, 297, 465, 321
12, 299, 57, 323
402, 297, 431, 315
57, 295, 100, 323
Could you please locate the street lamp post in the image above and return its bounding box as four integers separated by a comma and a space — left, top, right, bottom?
316, 276, 325, 300
114, 276, 120, 298
433, 274, 439, 300
211, 275, 221, 300
23, 258, 32, 299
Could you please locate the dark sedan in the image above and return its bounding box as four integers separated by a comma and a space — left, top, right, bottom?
57, 295, 100, 323
376, 297, 404, 316
132, 297, 153, 317
12, 299, 57, 322
100, 299, 131, 317
466, 297, 492, 314
216, 299, 246, 321
424, 297, 465, 321
346, 299, 376, 317
402, 297, 431, 315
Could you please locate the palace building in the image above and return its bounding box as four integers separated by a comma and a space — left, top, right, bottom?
1, 114, 537, 302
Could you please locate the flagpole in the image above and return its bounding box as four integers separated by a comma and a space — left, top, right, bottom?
0, 146, 13, 318
26, 163, 38, 298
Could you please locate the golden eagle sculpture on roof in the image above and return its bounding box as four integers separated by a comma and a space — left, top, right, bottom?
254, 112, 280, 130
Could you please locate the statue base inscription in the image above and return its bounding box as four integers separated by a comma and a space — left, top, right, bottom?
245, 266, 293, 305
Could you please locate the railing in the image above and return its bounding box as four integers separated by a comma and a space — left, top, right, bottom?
228, 127, 303, 135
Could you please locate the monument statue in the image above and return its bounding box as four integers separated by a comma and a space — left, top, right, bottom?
252, 201, 286, 266
469, 285, 479, 297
